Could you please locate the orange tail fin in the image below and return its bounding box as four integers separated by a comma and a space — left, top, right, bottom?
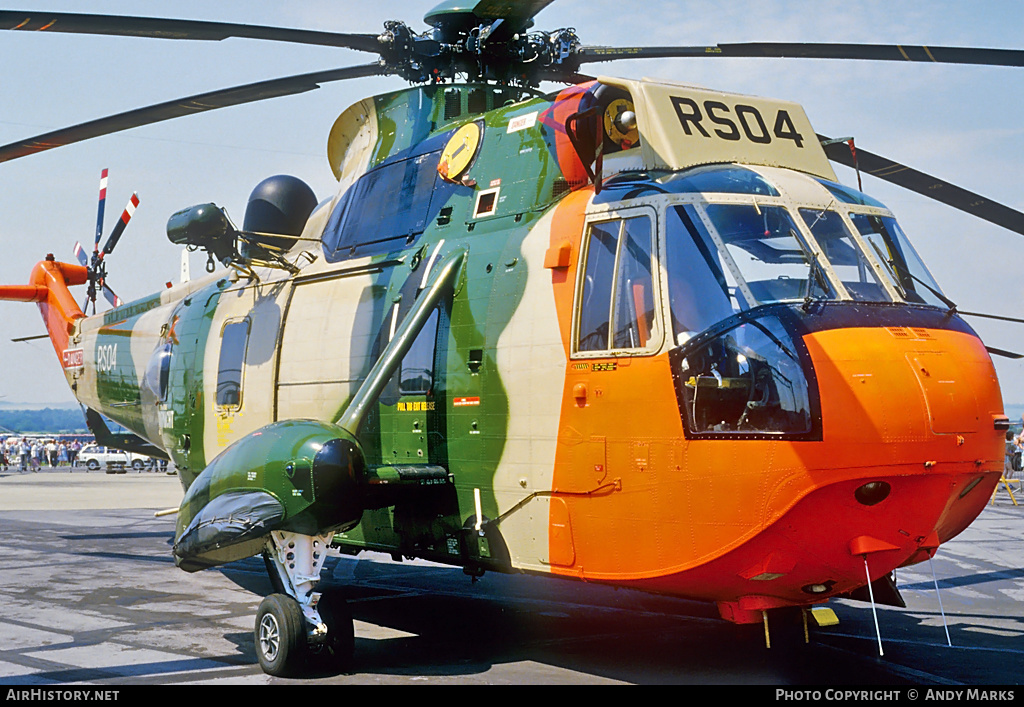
0, 256, 88, 360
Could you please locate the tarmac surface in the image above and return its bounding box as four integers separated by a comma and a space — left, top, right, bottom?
0, 465, 1021, 686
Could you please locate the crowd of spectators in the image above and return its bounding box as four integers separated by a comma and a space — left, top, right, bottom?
0, 436, 85, 472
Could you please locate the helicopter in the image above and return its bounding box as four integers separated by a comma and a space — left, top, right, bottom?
0, 0, 1022, 678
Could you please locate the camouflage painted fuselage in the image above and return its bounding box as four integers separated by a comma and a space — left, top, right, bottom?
40, 76, 1005, 622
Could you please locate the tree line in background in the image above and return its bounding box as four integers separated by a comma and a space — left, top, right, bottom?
0, 408, 88, 435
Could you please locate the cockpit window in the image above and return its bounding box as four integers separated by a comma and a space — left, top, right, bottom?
666, 205, 736, 343
704, 203, 834, 304
848, 213, 947, 307
799, 209, 890, 302
577, 214, 657, 353
595, 166, 779, 205
605, 166, 948, 356
322, 151, 442, 261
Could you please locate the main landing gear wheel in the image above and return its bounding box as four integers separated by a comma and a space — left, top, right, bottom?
255, 593, 306, 677
256, 532, 354, 676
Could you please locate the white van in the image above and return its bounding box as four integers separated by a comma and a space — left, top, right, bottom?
78, 444, 147, 472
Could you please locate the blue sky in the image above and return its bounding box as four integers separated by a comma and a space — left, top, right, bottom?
1, 0, 1023, 406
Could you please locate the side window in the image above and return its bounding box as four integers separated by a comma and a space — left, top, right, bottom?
578, 222, 618, 351
613, 218, 655, 348
577, 214, 657, 354
143, 342, 173, 403
217, 319, 250, 408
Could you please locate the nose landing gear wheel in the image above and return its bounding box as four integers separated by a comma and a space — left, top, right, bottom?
255, 593, 306, 677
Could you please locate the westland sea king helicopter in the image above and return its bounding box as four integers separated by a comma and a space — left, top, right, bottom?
1, 0, 1021, 676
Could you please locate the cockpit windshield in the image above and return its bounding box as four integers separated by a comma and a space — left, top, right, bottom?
655, 164, 946, 342
847, 213, 947, 307
705, 203, 835, 304
798, 208, 888, 302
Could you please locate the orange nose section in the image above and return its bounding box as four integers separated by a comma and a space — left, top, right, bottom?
661, 321, 1004, 623
802, 324, 1004, 544
806, 324, 1001, 450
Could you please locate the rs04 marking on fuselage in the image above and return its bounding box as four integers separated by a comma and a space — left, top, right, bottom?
670, 96, 805, 147
96, 343, 118, 373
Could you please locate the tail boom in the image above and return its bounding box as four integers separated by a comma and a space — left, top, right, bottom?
0, 256, 89, 358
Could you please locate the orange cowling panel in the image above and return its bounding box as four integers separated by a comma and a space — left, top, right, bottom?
0, 259, 88, 360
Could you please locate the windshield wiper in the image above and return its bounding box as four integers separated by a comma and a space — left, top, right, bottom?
866, 238, 910, 300
801, 245, 831, 310
867, 239, 957, 311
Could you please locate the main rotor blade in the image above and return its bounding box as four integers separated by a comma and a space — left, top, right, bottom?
0, 63, 385, 164
817, 135, 1024, 237
0, 10, 383, 53
578, 43, 1024, 68
958, 310, 1024, 325
986, 346, 1024, 360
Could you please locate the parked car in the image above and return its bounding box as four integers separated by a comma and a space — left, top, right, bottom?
78, 444, 148, 472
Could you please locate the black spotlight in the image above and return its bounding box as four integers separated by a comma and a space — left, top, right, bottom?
854, 481, 891, 506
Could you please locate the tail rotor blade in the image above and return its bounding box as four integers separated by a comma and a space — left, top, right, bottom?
101, 192, 139, 257
102, 283, 122, 308
74, 241, 96, 312
95, 168, 108, 250
73, 241, 89, 267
